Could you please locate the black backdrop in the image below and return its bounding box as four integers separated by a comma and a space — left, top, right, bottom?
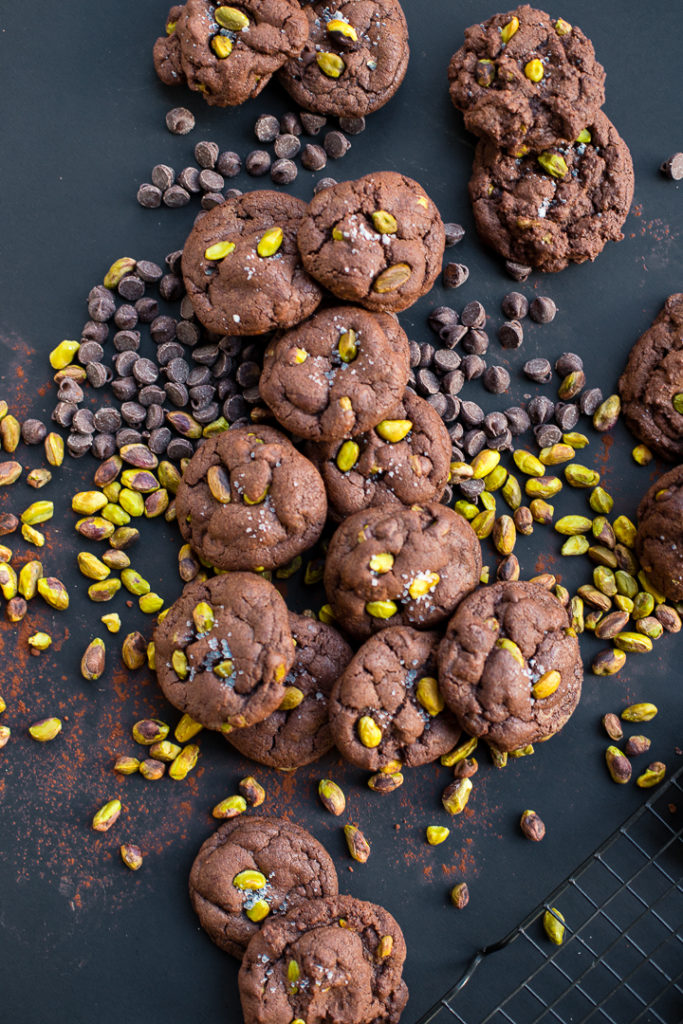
0, 2, 682, 1022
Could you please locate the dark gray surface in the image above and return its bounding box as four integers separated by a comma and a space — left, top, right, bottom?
0, 2, 682, 1023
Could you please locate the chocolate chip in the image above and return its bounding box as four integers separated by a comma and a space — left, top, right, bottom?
150, 316, 177, 345
462, 354, 486, 380
280, 112, 303, 136
21, 419, 47, 445
112, 377, 137, 402
444, 223, 465, 246
554, 402, 579, 431
151, 164, 175, 190
159, 275, 184, 302
236, 362, 261, 389
245, 150, 272, 176
461, 301, 486, 329
449, 422, 464, 443
460, 401, 484, 428
93, 407, 122, 432
554, 352, 583, 376
137, 183, 162, 208
505, 259, 532, 282
501, 292, 529, 319
86, 362, 109, 389
483, 365, 510, 394
89, 292, 116, 322
157, 342, 184, 366
313, 176, 337, 193
163, 184, 191, 208
426, 393, 448, 418
197, 170, 223, 194
271, 159, 298, 185
149, 427, 172, 455
660, 153, 683, 180
463, 429, 487, 458
58, 378, 84, 403
132, 358, 158, 385
201, 193, 224, 211
428, 306, 458, 333
138, 385, 165, 407
82, 321, 109, 343
527, 395, 555, 425
580, 387, 603, 416
216, 151, 242, 178
167, 437, 195, 460
441, 370, 465, 396
223, 394, 249, 421
165, 382, 189, 407
462, 329, 489, 355
529, 296, 557, 323
504, 407, 531, 436
190, 384, 216, 408
408, 341, 421, 368
274, 134, 301, 159
137, 261, 164, 283
67, 432, 92, 457
338, 115, 365, 135
443, 263, 469, 289
120, 401, 146, 426
72, 408, 95, 434
166, 357, 189, 384
484, 411, 507, 438
176, 167, 201, 194
441, 324, 468, 349
488, 430, 513, 451
114, 305, 138, 331
92, 433, 116, 460
136, 297, 159, 322
300, 112, 327, 135
433, 349, 461, 374
114, 351, 138, 376
300, 144, 327, 171
416, 368, 440, 396
194, 140, 219, 169
166, 107, 195, 135
417, 343, 434, 369
116, 428, 143, 447
523, 358, 552, 384
534, 423, 562, 447
145, 404, 165, 430
176, 321, 200, 346
442, 395, 460, 422
323, 131, 350, 159
498, 320, 524, 349
254, 115, 280, 142
460, 478, 484, 500
224, 188, 243, 200
76, 341, 103, 365
52, 402, 77, 427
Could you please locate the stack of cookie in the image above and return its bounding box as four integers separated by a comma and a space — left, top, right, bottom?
447, 4, 634, 273
154, 0, 409, 117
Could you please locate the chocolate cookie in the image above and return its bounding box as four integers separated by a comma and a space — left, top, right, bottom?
225, 613, 353, 769
182, 190, 323, 335
438, 581, 583, 753
175, 426, 327, 571
307, 390, 451, 521
448, 5, 605, 152
258, 307, 410, 442
153, 572, 294, 731
154, 0, 309, 107
297, 172, 445, 313
324, 503, 482, 638
469, 111, 634, 273
329, 627, 460, 770
153, 6, 186, 86
619, 294, 683, 462
636, 465, 683, 603
189, 816, 339, 959
278, 0, 409, 118
238, 895, 409, 1024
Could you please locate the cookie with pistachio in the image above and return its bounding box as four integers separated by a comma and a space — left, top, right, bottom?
438, 581, 583, 753
278, 0, 409, 117
182, 190, 323, 335
238, 895, 409, 1024
153, 572, 295, 731
619, 294, 683, 462
324, 502, 481, 638
297, 171, 445, 313
189, 816, 339, 960
175, 425, 327, 572
636, 464, 683, 604
258, 307, 410, 442
154, 0, 310, 106
448, 4, 605, 152
225, 613, 353, 770
329, 627, 460, 770
306, 390, 451, 521
469, 111, 634, 272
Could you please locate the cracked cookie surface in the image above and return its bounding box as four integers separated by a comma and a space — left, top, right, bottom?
448, 4, 605, 152
225, 613, 353, 769
324, 503, 481, 638
182, 190, 323, 334
619, 294, 683, 462
329, 627, 460, 770
636, 465, 683, 603
306, 390, 451, 521
438, 581, 583, 752
278, 0, 409, 117
259, 307, 410, 442
189, 816, 338, 960
469, 111, 633, 273
175, 426, 327, 571
154, 0, 309, 106
238, 894, 408, 1024
153, 572, 294, 730
297, 172, 445, 313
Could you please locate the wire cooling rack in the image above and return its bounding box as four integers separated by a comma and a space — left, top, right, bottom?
417, 766, 683, 1024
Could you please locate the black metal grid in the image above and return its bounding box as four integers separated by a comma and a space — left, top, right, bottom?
417, 767, 683, 1024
